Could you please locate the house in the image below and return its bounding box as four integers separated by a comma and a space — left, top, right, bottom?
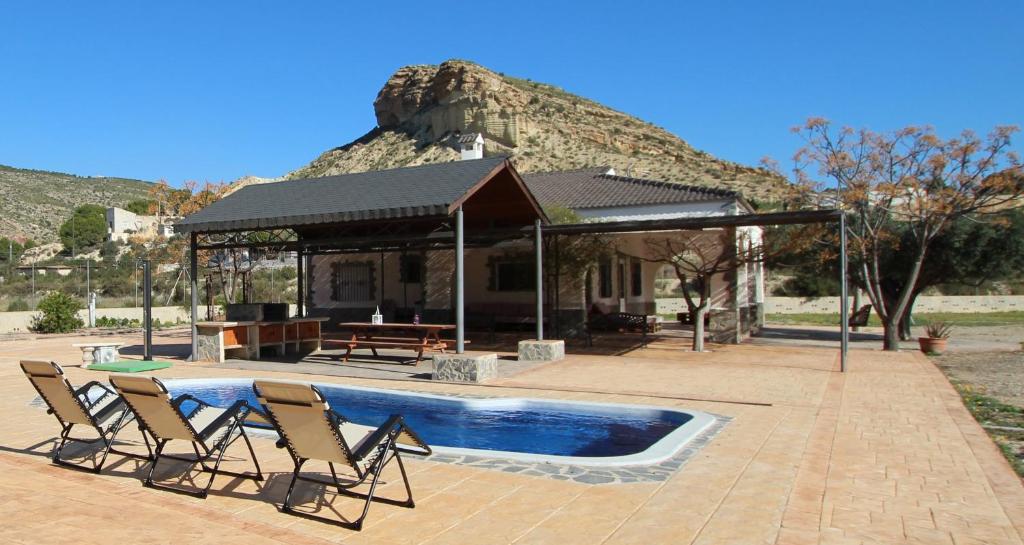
106, 207, 176, 243
176, 132, 771, 348
303, 137, 764, 342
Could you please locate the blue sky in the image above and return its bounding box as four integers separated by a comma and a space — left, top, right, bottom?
1, 1, 1020, 186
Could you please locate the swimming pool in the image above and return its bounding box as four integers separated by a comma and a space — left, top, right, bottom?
162, 378, 716, 466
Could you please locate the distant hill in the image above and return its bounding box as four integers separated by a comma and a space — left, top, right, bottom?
0, 164, 153, 242
287, 60, 791, 202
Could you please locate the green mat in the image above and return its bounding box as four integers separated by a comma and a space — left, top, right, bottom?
88, 360, 173, 372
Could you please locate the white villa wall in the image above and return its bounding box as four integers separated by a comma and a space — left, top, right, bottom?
765, 295, 1024, 314
656, 295, 1024, 315
574, 200, 738, 223
306, 225, 762, 329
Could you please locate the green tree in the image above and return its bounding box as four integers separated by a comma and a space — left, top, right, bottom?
30, 292, 84, 333
59, 204, 108, 253
124, 199, 155, 215
770, 210, 1024, 337
0, 237, 25, 264
791, 120, 1022, 350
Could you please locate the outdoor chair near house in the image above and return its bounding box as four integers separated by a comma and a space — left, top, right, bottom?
586, 311, 649, 347
252, 380, 432, 530
20, 360, 150, 472
108, 375, 263, 498
848, 304, 873, 327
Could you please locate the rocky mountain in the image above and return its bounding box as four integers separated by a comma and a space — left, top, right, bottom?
288, 60, 791, 202
0, 164, 153, 242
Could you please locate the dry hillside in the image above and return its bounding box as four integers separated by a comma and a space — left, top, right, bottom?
288, 60, 791, 202
0, 164, 152, 242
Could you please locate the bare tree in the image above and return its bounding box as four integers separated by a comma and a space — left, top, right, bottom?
792, 120, 1021, 350
645, 229, 761, 352
147, 180, 276, 306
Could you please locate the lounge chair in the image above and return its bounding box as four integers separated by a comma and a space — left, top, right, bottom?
252, 380, 432, 530
109, 375, 263, 498
21, 360, 148, 472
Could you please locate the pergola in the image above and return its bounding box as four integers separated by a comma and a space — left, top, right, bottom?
176, 157, 850, 371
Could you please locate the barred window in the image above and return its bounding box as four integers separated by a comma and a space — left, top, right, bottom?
495, 261, 535, 292
331, 262, 374, 302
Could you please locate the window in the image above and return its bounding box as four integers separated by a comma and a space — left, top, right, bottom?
400, 254, 423, 284
631, 261, 642, 297
598, 260, 612, 298
330, 262, 374, 302
494, 261, 535, 292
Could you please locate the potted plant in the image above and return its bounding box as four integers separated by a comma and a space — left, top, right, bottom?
919, 321, 952, 355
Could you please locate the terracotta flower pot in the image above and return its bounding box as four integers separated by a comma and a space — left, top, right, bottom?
918, 337, 948, 355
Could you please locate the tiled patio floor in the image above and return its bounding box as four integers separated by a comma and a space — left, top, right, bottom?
0, 332, 1021, 544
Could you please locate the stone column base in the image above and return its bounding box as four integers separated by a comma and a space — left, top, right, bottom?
517, 339, 565, 362
432, 353, 499, 383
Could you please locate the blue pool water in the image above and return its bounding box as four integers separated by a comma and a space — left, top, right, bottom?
164, 380, 694, 459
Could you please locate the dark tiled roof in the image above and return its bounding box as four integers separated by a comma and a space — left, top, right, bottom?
176, 156, 508, 233
457, 132, 482, 144
523, 167, 740, 209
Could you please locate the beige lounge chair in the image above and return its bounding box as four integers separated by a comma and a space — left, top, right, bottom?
21, 360, 148, 472
109, 375, 263, 498
252, 380, 431, 530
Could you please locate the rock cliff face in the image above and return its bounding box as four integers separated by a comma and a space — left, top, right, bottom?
289, 60, 790, 201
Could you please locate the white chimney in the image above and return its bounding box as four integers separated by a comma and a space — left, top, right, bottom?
458, 132, 485, 160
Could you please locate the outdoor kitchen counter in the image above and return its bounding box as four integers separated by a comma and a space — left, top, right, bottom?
195, 317, 328, 363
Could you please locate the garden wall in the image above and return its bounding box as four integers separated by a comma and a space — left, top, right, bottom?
656, 295, 1024, 315
0, 306, 190, 333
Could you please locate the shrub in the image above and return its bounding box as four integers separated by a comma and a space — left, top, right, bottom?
95, 316, 141, 328
30, 292, 84, 333
6, 299, 29, 312
925, 321, 953, 339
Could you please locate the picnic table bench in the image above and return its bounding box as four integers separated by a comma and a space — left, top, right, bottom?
325, 323, 459, 364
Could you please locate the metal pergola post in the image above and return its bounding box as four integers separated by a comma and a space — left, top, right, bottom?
189, 233, 198, 362
535, 219, 544, 340
455, 206, 465, 353
296, 247, 305, 318
839, 213, 849, 372
142, 259, 153, 361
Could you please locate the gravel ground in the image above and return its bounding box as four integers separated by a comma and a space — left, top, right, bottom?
934, 351, 1024, 407
934, 350, 1024, 476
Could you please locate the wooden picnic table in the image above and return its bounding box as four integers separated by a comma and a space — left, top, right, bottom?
328, 322, 458, 363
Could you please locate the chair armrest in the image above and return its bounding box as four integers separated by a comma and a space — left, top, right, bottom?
196, 399, 252, 442
328, 409, 350, 425
352, 414, 432, 460
75, 381, 114, 399
172, 393, 208, 409
351, 415, 404, 461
